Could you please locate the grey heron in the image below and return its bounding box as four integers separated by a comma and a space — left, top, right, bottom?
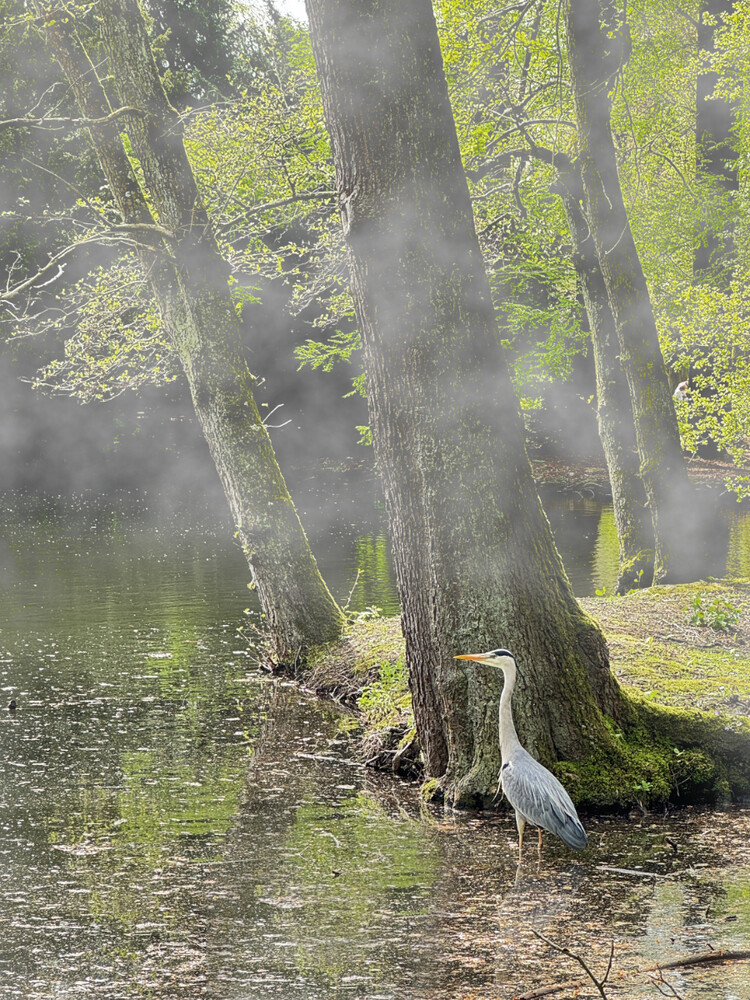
455, 648, 587, 862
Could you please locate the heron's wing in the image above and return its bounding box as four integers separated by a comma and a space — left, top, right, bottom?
500, 752, 588, 850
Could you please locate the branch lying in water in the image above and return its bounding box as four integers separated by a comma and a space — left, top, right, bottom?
518, 946, 750, 1000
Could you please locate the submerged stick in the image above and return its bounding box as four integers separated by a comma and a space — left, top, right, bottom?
517, 948, 750, 999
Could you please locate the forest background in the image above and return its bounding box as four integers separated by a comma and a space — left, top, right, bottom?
4, 0, 750, 808
3, 0, 750, 501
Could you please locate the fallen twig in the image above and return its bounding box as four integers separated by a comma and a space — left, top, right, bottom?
517, 948, 750, 999
596, 864, 668, 879
531, 931, 612, 999
293, 752, 365, 768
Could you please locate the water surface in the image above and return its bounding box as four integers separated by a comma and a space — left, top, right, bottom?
1, 487, 749, 999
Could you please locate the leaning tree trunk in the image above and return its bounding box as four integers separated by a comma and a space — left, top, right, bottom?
553, 160, 654, 592
35, 1, 344, 659
305, 0, 627, 804
564, 0, 720, 585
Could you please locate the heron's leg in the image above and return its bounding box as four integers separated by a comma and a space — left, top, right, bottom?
515, 813, 526, 865
537, 827, 543, 857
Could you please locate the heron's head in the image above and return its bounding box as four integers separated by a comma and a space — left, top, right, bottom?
455, 648, 516, 670
455, 649, 525, 690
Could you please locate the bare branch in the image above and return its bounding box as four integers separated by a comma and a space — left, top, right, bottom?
1, 239, 93, 306
511, 157, 527, 219
261, 403, 292, 429
532, 930, 611, 1000
21, 155, 109, 222
676, 6, 700, 29
217, 189, 337, 231
477, 1, 536, 24
493, 117, 577, 142
0, 105, 149, 130
518, 947, 750, 1000
109, 222, 176, 240
643, 143, 698, 200
1, 221, 174, 311
649, 967, 686, 999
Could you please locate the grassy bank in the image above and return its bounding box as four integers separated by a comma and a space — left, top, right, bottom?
294, 580, 750, 809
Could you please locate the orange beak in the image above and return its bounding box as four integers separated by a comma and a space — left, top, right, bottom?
455, 653, 491, 662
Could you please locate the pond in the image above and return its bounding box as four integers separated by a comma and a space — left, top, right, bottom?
1, 481, 749, 1000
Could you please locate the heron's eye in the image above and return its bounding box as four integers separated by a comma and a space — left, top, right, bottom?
491, 648, 514, 659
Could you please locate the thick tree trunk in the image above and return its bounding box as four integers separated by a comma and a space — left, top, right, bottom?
564, 0, 719, 585
35, 1, 344, 658
305, 0, 626, 804
553, 163, 654, 592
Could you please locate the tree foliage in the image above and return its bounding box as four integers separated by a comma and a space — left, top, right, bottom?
28, 258, 177, 402
2, 0, 750, 472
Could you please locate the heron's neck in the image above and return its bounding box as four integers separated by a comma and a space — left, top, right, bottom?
498, 664, 522, 760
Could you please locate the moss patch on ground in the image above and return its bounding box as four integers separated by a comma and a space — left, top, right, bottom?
609, 639, 750, 714
299, 616, 416, 772
562, 580, 750, 807
581, 579, 750, 718
300, 614, 405, 703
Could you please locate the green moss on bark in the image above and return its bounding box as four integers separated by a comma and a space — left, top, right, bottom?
554, 693, 748, 809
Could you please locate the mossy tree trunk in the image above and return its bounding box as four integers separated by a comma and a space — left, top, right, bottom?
564, 0, 720, 586
305, 0, 627, 804
35, 0, 344, 659
553, 160, 654, 593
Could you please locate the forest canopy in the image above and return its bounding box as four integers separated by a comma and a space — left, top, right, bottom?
1, 0, 747, 475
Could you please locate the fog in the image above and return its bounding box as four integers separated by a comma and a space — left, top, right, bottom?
275, 0, 308, 20
0, 334, 369, 515
0, 0, 735, 554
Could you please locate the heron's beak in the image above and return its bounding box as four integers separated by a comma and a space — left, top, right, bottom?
454, 653, 491, 662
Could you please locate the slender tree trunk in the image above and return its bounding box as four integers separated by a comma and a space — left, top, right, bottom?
305, 0, 626, 804
695, 0, 738, 282
564, 0, 719, 585
34, 1, 344, 658
553, 162, 654, 592
689, 0, 739, 459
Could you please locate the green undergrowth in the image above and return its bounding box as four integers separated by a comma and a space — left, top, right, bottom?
300, 614, 406, 704
293, 580, 750, 809
298, 615, 413, 768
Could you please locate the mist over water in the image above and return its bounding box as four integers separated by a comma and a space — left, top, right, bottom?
1, 1, 748, 993
1, 488, 749, 1000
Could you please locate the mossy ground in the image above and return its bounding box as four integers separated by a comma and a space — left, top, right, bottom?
299, 613, 405, 702
295, 580, 750, 809
294, 614, 414, 771
581, 580, 750, 717
571, 580, 750, 809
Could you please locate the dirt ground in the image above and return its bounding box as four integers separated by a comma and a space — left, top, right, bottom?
582, 581, 750, 650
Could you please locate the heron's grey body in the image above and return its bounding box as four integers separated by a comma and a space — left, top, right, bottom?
455, 648, 587, 860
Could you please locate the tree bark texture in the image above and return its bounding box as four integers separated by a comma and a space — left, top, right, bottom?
35, 0, 344, 658
306, 0, 626, 804
553, 163, 654, 592
695, 0, 738, 281
564, 0, 720, 585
